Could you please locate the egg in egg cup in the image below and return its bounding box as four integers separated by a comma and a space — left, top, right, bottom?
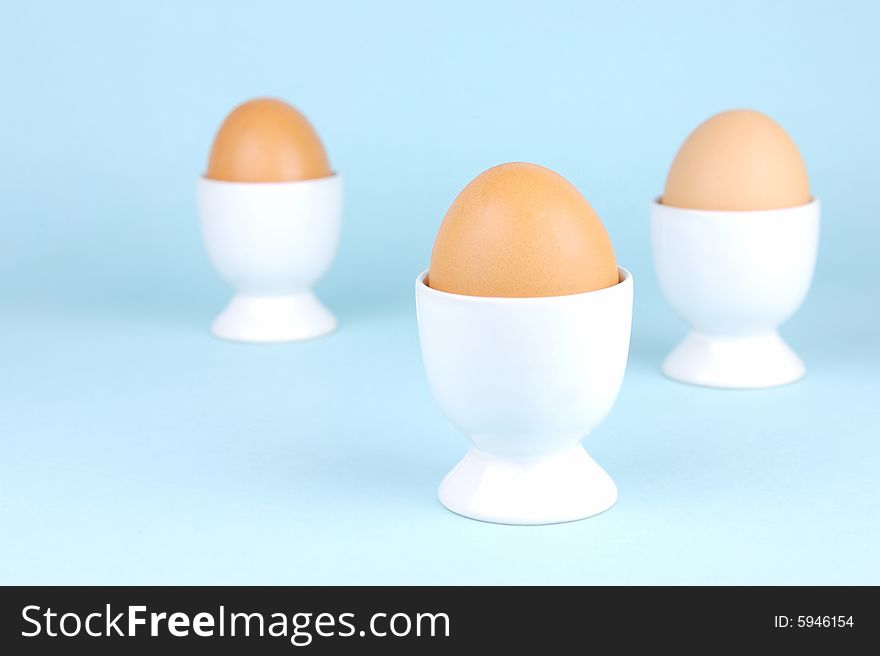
652, 110, 819, 388
198, 98, 340, 343
417, 164, 632, 525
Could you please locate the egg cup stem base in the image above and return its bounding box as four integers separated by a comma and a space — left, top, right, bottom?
211, 292, 336, 343
662, 330, 805, 389
438, 446, 618, 525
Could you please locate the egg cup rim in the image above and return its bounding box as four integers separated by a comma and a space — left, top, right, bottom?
416, 267, 632, 304
652, 196, 819, 218
198, 172, 340, 187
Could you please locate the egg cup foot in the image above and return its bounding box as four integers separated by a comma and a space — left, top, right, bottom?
438, 446, 618, 525
662, 331, 805, 389
211, 292, 336, 343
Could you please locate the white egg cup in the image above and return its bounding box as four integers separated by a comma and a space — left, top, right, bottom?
197, 175, 341, 343
651, 199, 819, 389
415, 268, 633, 525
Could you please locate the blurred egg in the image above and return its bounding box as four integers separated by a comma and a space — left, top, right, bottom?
663, 110, 810, 211
429, 162, 618, 297
206, 98, 332, 182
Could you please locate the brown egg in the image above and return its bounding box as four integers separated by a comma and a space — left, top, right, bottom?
663, 110, 810, 211
205, 98, 332, 182
428, 163, 618, 298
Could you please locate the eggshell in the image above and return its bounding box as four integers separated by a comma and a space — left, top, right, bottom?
206, 98, 332, 182
428, 163, 618, 298
663, 110, 810, 211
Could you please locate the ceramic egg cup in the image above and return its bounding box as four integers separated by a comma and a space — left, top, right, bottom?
198, 175, 341, 343
416, 268, 633, 525
651, 199, 819, 389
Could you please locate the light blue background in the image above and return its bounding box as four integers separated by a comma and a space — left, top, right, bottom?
1, 0, 878, 584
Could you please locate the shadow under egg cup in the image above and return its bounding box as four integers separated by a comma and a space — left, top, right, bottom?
197, 175, 341, 343
651, 199, 819, 388
415, 268, 633, 525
